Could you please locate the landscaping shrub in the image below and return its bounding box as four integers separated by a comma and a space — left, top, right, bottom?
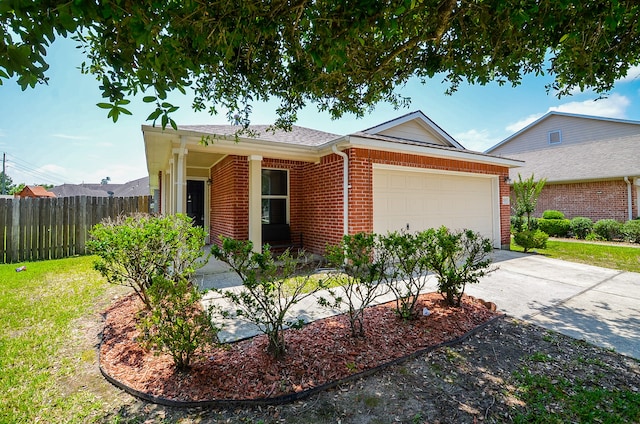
378, 230, 434, 320
88, 213, 207, 309
593, 219, 623, 241
139, 275, 220, 370
622, 220, 640, 243
541, 210, 565, 219
570, 217, 594, 239
425, 227, 494, 307
537, 218, 571, 237
511, 174, 546, 231
320, 233, 386, 337
585, 232, 602, 241
514, 229, 548, 252
211, 238, 327, 358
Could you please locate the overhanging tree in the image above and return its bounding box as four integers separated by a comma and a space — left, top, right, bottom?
2, 1, 639, 129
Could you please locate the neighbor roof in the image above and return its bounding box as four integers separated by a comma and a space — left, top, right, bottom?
506, 134, 640, 182
486, 111, 640, 153
50, 177, 149, 197
22, 185, 56, 197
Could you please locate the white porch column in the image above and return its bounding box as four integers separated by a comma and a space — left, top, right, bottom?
168, 159, 175, 214
173, 142, 188, 214
248, 155, 263, 252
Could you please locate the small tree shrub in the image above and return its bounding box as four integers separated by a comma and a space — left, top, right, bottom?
542, 210, 565, 219
537, 218, 571, 237
570, 217, 593, 239
622, 220, 640, 243
320, 233, 386, 337
88, 213, 207, 309
593, 219, 623, 241
425, 227, 494, 307
211, 238, 326, 358
378, 230, 434, 320
139, 276, 220, 370
511, 174, 546, 231
514, 229, 548, 252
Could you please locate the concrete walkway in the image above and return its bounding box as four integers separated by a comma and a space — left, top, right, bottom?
196, 249, 640, 360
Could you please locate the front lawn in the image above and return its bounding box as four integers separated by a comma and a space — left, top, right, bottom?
0, 256, 114, 423
510, 239, 640, 273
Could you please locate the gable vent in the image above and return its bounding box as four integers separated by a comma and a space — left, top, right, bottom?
548, 130, 562, 145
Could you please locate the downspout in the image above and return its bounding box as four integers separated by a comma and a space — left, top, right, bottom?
332, 145, 349, 235
624, 177, 632, 221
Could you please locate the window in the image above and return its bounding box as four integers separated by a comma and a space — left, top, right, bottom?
548, 130, 562, 145
261, 169, 288, 224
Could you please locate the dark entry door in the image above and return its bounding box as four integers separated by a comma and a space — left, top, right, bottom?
186, 180, 205, 227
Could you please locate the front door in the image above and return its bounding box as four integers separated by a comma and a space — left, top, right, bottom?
186, 180, 205, 227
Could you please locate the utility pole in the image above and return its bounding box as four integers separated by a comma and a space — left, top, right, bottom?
1, 152, 5, 195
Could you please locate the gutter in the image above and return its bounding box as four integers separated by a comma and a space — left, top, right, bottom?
624, 177, 632, 221
332, 145, 349, 236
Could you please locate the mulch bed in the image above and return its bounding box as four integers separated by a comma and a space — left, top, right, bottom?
99, 292, 499, 404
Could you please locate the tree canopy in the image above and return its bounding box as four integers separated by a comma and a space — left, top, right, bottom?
2, 1, 639, 129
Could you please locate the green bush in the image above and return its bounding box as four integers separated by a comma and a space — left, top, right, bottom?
211, 238, 327, 358
139, 276, 220, 370
378, 230, 434, 320
622, 220, 640, 243
593, 219, 623, 241
585, 232, 602, 241
542, 210, 565, 219
514, 229, 548, 252
88, 213, 207, 309
570, 217, 594, 239
425, 227, 494, 307
321, 233, 385, 337
537, 218, 571, 237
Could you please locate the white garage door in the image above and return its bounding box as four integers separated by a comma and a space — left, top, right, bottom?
373, 166, 498, 245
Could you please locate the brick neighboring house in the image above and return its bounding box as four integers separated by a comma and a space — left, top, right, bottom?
15, 185, 56, 198
486, 112, 640, 222
143, 111, 521, 253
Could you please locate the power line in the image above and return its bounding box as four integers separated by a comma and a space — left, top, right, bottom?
4, 153, 68, 185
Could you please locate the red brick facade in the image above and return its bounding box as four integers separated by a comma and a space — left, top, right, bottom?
535, 180, 638, 222
209, 150, 512, 254
209, 155, 249, 243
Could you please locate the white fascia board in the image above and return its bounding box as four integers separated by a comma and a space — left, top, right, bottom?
342, 136, 524, 168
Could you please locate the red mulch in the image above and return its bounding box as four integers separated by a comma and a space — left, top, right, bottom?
100, 293, 499, 403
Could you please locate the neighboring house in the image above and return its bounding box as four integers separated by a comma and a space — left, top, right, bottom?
50, 177, 150, 198
486, 112, 640, 222
14, 185, 56, 198
143, 111, 521, 253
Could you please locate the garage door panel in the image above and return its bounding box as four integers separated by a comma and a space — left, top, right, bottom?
373, 168, 496, 244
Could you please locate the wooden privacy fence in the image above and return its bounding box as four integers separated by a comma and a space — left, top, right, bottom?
0, 196, 151, 264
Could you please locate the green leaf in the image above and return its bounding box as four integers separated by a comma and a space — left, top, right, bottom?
143, 96, 157, 103
96, 102, 113, 109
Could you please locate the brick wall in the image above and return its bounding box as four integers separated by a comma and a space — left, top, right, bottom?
535, 180, 638, 222
347, 148, 512, 248
300, 154, 345, 254
209, 155, 248, 244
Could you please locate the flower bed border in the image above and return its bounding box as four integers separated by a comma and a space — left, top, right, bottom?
99, 312, 504, 408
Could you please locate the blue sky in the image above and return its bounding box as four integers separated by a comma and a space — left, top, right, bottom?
1, 37, 639, 185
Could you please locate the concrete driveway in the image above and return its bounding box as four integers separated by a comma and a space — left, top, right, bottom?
198, 249, 640, 360
467, 250, 640, 360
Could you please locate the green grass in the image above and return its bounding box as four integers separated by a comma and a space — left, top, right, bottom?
513, 369, 640, 423
0, 256, 110, 423
511, 239, 640, 273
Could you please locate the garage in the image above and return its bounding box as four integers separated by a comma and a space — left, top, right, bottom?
373, 165, 500, 247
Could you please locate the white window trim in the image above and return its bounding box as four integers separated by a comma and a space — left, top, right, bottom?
548, 130, 562, 145
261, 168, 290, 224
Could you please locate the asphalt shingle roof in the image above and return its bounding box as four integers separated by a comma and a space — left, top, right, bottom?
50, 177, 149, 197
506, 135, 640, 182
179, 125, 341, 147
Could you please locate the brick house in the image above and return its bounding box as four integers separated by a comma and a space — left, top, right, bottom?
143, 111, 521, 254
14, 185, 56, 198
486, 112, 640, 222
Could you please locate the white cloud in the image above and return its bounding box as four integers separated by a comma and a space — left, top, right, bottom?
505, 113, 545, 133
505, 93, 631, 133
51, 133, 90, 140
617, 65, 640, 83
454, 129, 501, 152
